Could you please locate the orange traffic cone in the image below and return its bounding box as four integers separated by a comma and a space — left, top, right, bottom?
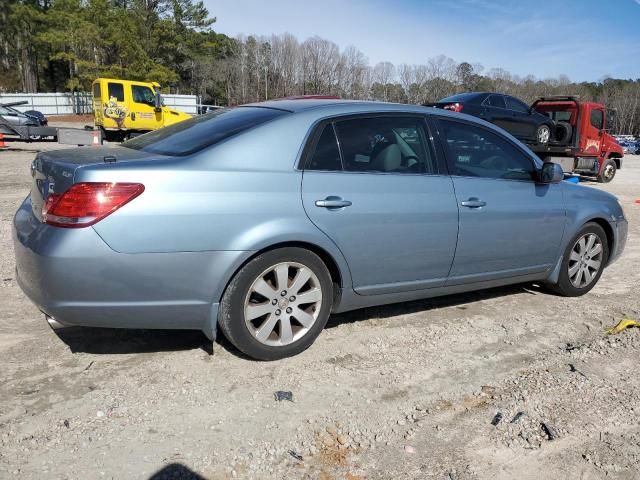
0, 133, 7, 149
92, 130, 100, 146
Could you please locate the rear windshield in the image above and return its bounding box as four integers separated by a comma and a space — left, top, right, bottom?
123, 107, 289, 156
440, 93, 482, 103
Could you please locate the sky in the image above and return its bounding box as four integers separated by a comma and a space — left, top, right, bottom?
204, 0, 640, 82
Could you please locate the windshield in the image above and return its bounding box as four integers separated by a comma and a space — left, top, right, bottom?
123, 107, 289, 156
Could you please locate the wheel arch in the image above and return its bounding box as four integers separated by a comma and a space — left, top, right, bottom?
607, 152, 622, 169
548, 215, 614, 285
586, 217, 614, 264
217, 240, 350, 308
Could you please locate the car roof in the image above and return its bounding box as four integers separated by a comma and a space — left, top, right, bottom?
242, 99, 390, 113
242, 98, 503, 125
239, 99, 536, 154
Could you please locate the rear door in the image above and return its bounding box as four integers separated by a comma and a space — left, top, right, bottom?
434, 117, 565, 283
104, 81, 127, 129
301, 114, 459, 295
92, 82, 104, 126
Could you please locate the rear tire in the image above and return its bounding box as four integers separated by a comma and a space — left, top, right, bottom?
554, 122, 573, 144
597, 159, 616, 183
548, 222, 608, 297
218, 247, 333, 360
536, 124, 551, 144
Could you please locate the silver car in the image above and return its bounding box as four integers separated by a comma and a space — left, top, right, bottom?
13, 100, 628, 360
0, 105, 40, 127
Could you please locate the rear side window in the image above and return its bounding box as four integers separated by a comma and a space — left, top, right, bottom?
438, 119, 535, 181
108, 82, 124, 102
306, 124, 342, 171
590, 109, 604, 130
486, 95, 506, 109
333, 116, 435, 174
93, 83, 101, 98
123, 107, 288, 156
505, 96, 529, 113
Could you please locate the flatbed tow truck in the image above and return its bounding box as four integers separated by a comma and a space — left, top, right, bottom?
0, 100, 102, 146
524, 96, 623, 183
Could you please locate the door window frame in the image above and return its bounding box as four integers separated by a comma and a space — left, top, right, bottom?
590, 109, 604, 130
482, 94, 507, 110
298, 113, 447, 176
131, 84, 156, 107
107, 82, 125, 102
504, 96, 530, 114
431, 115, 542, 183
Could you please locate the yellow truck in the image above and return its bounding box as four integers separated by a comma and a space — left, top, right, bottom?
92, 78, 191, 142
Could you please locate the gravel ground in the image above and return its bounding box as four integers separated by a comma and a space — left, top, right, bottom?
1, 139, 639, 479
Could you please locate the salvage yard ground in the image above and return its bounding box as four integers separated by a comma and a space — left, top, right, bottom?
1, 134, 639, 479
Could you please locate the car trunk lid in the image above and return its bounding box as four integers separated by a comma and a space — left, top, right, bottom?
30, 146, 168, 222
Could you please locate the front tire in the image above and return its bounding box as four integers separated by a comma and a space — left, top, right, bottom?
548, 222, 608, 297
597, 159, 616, 183
218, 247, 333, 360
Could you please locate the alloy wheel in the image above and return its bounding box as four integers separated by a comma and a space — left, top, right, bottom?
568, 233, 603, 288
243, 262, 323, 347
538, 126, 550, 144
603, 164, 615, 180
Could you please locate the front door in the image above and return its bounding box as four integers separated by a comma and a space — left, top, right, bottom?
435, 117, 565, 283
301, 115, 459, 295
583, 107, 604, 156
129, 83, 162, 131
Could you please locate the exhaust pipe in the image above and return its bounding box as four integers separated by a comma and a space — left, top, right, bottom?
45, 314, 66, 330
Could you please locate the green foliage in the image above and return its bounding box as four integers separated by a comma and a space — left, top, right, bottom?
0, 0, 230, 92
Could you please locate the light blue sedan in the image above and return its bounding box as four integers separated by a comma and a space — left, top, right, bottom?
13, 100, 628, 360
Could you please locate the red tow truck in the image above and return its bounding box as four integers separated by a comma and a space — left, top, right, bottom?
529, 96, 623, 183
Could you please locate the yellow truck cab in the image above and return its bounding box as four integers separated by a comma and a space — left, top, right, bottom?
92, 78, 191, 142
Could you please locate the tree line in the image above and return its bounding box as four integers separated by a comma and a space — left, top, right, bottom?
2, 0, 639, 134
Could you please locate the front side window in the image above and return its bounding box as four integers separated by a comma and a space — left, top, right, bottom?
505, 96, 529, 113
590, 109, 604, 130
333, 116, 435, 174
93, 83, 101, 98
486, 95, 506, 109
132, 85, 156, 105
438, 119, 536, 181
107, 82, 125, 102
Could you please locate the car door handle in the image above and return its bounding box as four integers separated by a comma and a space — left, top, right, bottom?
460, 198, 487, 208
315, 197, 352, 209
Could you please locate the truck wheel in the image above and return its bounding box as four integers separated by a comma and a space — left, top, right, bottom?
547, 222, 609, 297
536, 125, 551, 144
597, 159, 616, 183
554, 122, 572, 144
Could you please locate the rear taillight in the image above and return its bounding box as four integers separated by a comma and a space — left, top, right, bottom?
43, 182, 144, 228
444, 103, 463, 112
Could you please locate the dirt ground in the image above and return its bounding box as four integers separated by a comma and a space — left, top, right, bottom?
1, 136, 639, 480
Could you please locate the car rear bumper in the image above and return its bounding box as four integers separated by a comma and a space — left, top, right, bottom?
13, 196, 250, 339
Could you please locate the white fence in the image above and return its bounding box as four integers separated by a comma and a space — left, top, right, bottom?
0, 92, 198, 115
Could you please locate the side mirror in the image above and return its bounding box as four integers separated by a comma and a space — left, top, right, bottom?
154, 93, 162, 113
539, 161, 564, 183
